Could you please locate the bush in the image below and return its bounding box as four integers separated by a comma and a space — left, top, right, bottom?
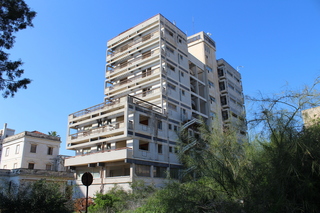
0, 179, 73, 213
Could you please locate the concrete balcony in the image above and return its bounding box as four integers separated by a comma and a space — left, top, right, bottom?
105, 68, 160, 95
134, 87, 162, 102
65, 147, 132, 166
107, 31, 160, 61
106, 48, 160, 79
68, 122, 125, 144
69, 99, 123, 119
68, 98, 127, 128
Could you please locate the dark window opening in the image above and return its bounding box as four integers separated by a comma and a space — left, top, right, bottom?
219, 82, 226, 91
28, 163, 35, 169
139, 141, 149, 151
222, 110, 229, 120
30, 144, 37, 153
220, 96, 227, 105
136, 164, 150, 177
47, 147, 53, 155
154, 166, 167, 178
158, 144, 163, 154
139, 115, 149, 125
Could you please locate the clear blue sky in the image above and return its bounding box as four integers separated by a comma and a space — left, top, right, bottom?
1, 0, 320, 155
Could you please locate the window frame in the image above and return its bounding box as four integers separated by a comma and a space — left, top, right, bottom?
15, 144, 20, 154
46, 164, 52, 170
47, 147, 53, 155
28, 163, 35, 169
5, 147, 9, 157
30, 144, 37, 153
158, 144, 163, 154
135, 164, 151, 177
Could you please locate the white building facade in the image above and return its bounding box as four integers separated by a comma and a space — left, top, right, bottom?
65, 14, 246, 197
0, 130, 62, 170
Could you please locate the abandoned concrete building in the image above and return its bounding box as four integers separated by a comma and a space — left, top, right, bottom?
64, 14, 246, 197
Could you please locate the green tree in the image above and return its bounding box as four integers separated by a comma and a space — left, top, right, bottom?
136, 180, 240, 213
0, 0, 36, 98
244, 79, 320, 212
48, 131, 60, 137
178, 120, 248, 202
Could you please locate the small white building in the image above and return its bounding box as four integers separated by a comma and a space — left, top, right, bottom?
0, 130, 62, 170
0, 125, 74, 194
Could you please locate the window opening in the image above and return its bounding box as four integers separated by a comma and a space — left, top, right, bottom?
158, 144, 163, 154
47, 147, 53, 155
30, 144, 37, 153
28, 163, 35, 169
139, 141, 149, 151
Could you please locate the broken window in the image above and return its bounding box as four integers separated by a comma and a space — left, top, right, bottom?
139, 115, 149, 125
135, 164, 150, 177
154, 166, 167, 178
28, 163, 35, 169
139, 141, 149, 151
218, 68, 224, 77
47, 147, 53, 155
210, 96, 216, 104
158, 144, 163, 154
219, 82, 226, 91
106, 143, 111, 149
142, 87, 151, 97
158, 121, 162, 130
222, 110, 229, 120
167, 63, 175, 71
220, 96, 227, 105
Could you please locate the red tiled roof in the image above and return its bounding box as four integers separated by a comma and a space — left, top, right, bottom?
30, 131, 46, 135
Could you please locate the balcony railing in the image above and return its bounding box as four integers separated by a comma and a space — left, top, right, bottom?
105, 68, 160, 92
134, 87, 161, 100
108, 31, 159, 58
128, 95, 162, 114
70, 122, 124, 140
70, 99, 121, 118
107, 48, 160, 74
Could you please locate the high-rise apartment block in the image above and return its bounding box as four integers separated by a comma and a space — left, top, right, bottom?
65, 14, 246, 196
